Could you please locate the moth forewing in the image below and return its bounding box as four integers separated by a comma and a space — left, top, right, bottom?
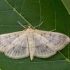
35, 30, 70, 51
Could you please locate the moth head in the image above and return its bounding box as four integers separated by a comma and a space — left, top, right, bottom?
27, 22, 35, 29
28, 25, 31, 29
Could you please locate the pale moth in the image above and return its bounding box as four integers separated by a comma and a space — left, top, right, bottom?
0, 22, 70, 61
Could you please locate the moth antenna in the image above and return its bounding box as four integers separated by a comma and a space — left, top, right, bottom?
17, 21, 26, 28
34, 22, 43, 28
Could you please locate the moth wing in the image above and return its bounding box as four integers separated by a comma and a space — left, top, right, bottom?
0, 31, 24, 52
34, 33, 56, 58
35, 30, 70, 51
0, 31, 29, 59
4, 33, 29, 59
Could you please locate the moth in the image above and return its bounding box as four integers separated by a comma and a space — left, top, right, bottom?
0, 23, 70, 60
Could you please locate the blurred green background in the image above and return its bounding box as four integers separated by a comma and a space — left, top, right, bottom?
63, 0, 70, 13
0, 0, 70, 70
